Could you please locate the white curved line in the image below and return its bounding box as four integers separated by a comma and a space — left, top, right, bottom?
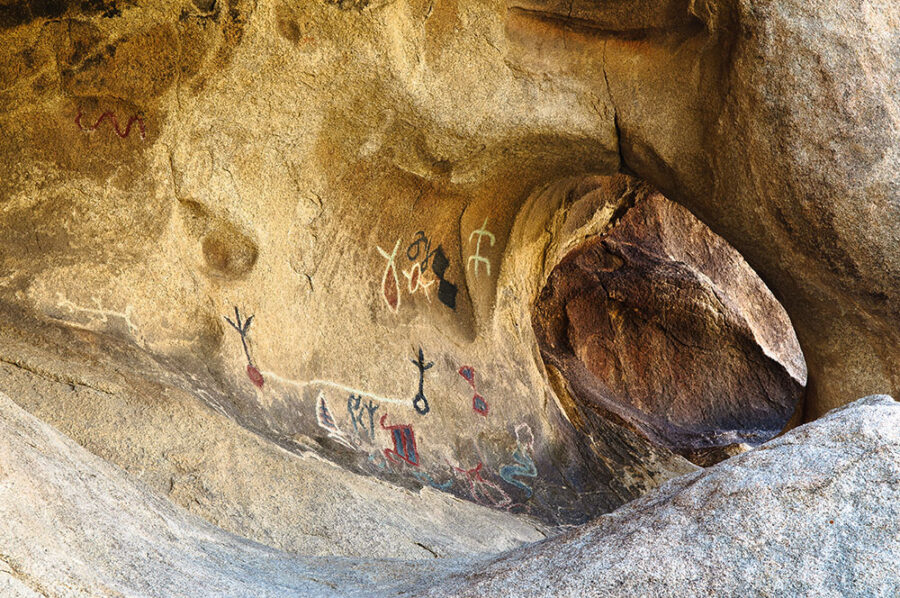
260, 370, 409, 406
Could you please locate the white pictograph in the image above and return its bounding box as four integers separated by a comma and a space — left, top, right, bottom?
467, 217, 496, 277
376, 239, 402, 313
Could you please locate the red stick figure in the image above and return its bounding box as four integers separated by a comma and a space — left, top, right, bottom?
451, 462, 511, 508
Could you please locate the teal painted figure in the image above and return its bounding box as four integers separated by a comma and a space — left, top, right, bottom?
499, 424, 537, 498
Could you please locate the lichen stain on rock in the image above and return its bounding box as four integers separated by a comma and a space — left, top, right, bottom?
325, 0, 371, 12
275, 11, 301, 44
274, 3, 306, 45
0, 0, 128, 31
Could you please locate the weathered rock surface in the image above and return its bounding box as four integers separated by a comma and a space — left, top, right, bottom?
0, 0, 896, 592
0, 0, 896, 533
594, 0, 900, 414
414, 395, 900, 597
0, 171, 707, 531
534, 182, 806, 459
0, 385, 527, 597
0, 304, 547, 561
5, 386, 898, 596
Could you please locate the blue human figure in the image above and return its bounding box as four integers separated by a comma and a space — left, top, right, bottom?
499, 424, 538, 498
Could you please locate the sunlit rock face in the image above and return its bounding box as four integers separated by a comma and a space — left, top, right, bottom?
0, 0, 676, 531
0, 0, 895, 561
533, 181, 806, 465
506, 0, 900, 416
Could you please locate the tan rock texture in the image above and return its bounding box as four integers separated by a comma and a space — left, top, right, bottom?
0, 0, 892, 409
0, 387, 475, 597
595, 0, 900, 416
3, 383, 897, 597
1, 0, 662, 528
0, 0, 896, 582
0, 303, 547, 559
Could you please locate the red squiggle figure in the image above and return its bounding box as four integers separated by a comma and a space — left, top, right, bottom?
75, 109, 146, 140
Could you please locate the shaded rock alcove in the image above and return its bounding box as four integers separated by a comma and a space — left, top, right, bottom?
533, 182, 807, 464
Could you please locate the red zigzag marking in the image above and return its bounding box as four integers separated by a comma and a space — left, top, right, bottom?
75, 109, 146, 140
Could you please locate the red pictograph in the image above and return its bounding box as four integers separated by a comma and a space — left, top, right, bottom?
458, 365, 488, 416
224, 306, 264, 390
246, 364, 264, 389
381, 413, 419, 466
452, 461, 511, 508
75, 108, 146, 140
